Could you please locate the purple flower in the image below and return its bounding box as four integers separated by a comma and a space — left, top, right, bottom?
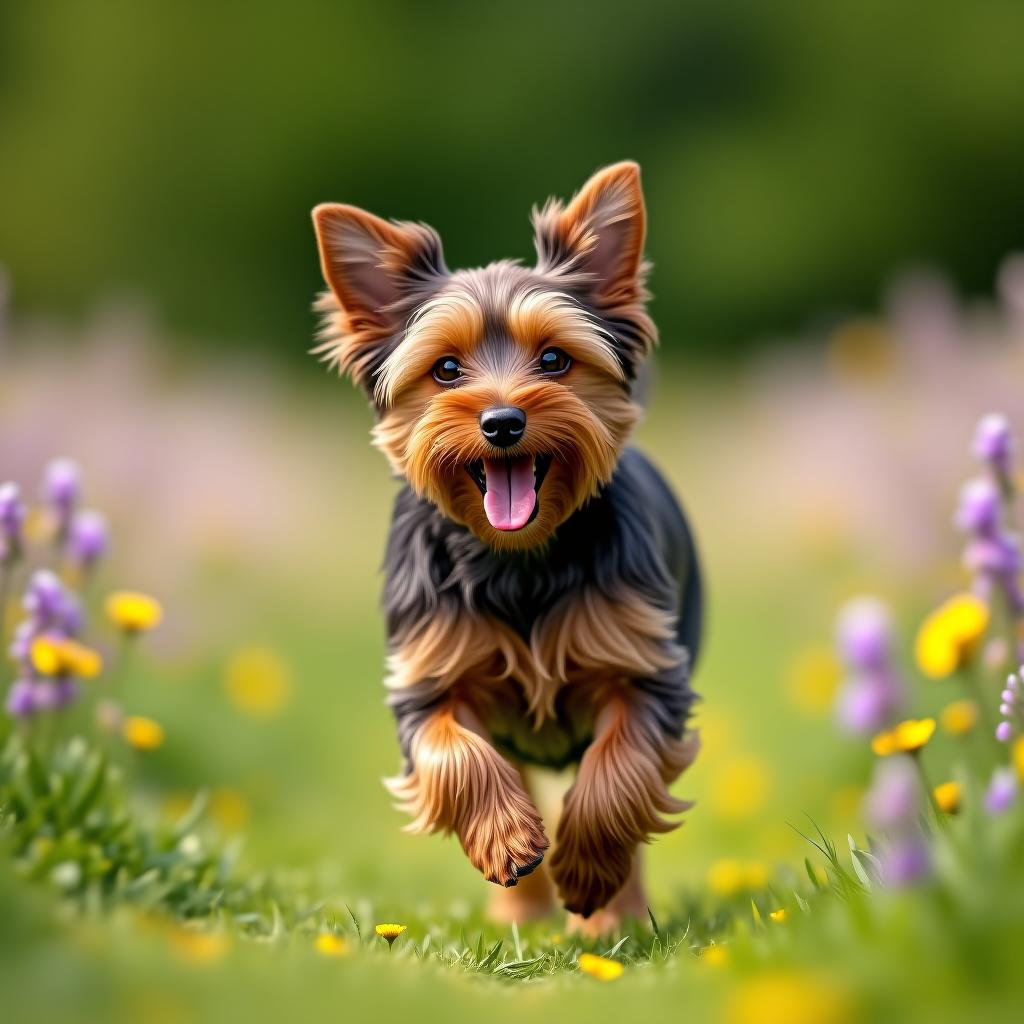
837, 598, 893, 671
879, 837, 932, 886
996, 720, 1013, 742
42, 457, 80, 535
68, 509, 108, 568
864, 755, 920, 830
5, 679, 36, 718
837, 673, 904, 734
22, 569, 66, 623
955, 478, 1001, 535
834, 597, 905, 734
0, 481, 25, 559
972, 414, 1014, 479
31, 680, 60, 711
984, 767, 1018, 814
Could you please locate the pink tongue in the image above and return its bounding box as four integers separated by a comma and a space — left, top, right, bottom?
482, 456, 536, 530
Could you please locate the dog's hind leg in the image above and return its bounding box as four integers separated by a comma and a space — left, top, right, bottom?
549, 688, 699, 918
386, 703, 549, 889
566, 847, 648, 937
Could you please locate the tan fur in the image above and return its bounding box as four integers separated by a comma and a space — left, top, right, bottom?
384, 704, 548, 886
549, 692, 700, 916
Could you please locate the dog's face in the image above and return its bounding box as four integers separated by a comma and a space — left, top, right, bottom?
312, 163, 655, 550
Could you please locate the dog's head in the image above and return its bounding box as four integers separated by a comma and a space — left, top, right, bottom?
312, 162, 655, 551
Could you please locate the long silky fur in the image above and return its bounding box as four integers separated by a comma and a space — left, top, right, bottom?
311, 163, 703, 917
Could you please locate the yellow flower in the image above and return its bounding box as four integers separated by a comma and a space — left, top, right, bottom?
578, 953, 624, 981
209, 788, 250, 832
105, 591, 163, 632
30, 635, 103, 678
702, 944, 729, 967
709, 756, 773, 822
871, 718, 936, 756
374, 923, 407, 948
769, 909, 787, 923
1013, 736, 1024, 783
166, 926, 229, 963
933, 781, 961, 814
786, 646, 841, 715
940, 698, 978, 737
707, 859, 769, 897
122, 715, 165, 751
314, 932, 351, 957
726, 972, 853, 1024
223, 646, 293, 718
914, 594, 989, 679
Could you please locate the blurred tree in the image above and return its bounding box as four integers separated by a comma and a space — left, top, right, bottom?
1, 0, 1023, 363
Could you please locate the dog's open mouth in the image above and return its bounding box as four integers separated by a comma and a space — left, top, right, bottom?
465, 454, 552, 531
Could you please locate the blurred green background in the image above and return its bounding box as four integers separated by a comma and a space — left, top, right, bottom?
3, 0, 1024, 359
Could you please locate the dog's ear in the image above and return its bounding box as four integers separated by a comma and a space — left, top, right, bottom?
312, 204, 447, 390
533, 162, 647, 305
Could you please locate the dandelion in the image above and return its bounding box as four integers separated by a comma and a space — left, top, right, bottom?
701, 944, 729, 967
834, 597, 905, 734
787, 646, 841, 715
939, 698, 978, 737
984, 768, 1018, 815
914, 593, 990, 679
314, 932, 351, 958
709, 756, 773, 821
933, 781, 961, 814
1014, 735, 1024, 781
30, 635, 102, 679
122, 715, 165, 751
707, 859, 768, 897
166, 926, 229, 963
374, 923, 407, 948
769, 909, 787, 922
577, 953, 624, 981
870, 718, 935, 756
105, 591, 163, 632
223, 646, 293, 717
726, 972, 853, 1024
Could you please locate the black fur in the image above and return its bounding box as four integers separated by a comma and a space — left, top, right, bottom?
384, 447, 702, 767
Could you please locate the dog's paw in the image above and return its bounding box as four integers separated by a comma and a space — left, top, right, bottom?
462, 801, 549, 888
549, 832, 632, 918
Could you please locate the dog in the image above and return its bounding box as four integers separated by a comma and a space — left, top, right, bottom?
311, 162, 702, 928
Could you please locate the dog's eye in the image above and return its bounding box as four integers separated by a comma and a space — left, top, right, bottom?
538, 347, 571, 375
432, 357, 462, 384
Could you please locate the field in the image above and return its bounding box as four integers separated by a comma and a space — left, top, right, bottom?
3, 272, 1024, 1022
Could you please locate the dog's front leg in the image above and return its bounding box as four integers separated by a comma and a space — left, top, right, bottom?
549, 687, 699, 917
386, 697, 549, 888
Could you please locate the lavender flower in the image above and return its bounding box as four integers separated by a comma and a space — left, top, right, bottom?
996, 668, 1023, 742
879, 837, 932, 886
0, 481, 25, 562
863, 755, 932, 888
5, 679, 36, 718
68, 509, 109, 569
42, 457, 80, 539
864, 755, 920, 829
835, 597, 905, 734
956, 462, 1024, 637
22, 570, 68, 627
984, 767, 1018, 814
973, 414, 1014, 482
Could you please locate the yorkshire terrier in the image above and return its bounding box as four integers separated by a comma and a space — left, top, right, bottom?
311, 162, 702, 930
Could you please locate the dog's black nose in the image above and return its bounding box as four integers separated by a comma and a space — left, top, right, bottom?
480, 406, 526, 448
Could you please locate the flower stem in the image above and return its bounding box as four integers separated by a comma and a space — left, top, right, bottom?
911, 752, 944, 826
